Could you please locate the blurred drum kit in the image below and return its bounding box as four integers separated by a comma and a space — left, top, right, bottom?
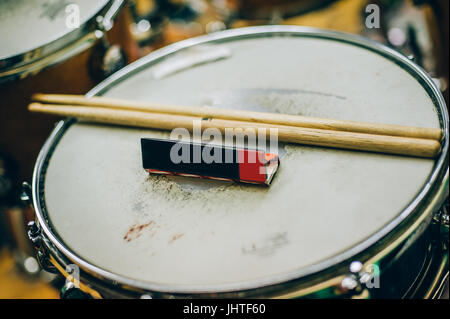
0, 0, 448, 298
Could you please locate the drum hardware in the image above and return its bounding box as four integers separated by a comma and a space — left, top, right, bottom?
88, 6, 129, 82
0, 32, 100, 83
27, 221, 58, 275
20, 182, 32, 206
433, 204, 449, 251
88, 34, 128, 82
339, 261, 374, 298
28, 240, 104, 299
0, 159, 42, 276
25, 221, 101, 299
23, 181, 58, 275
99, 0, 126, 32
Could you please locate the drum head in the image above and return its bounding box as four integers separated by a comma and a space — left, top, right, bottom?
0, 0, 110, 72
37, 27, 446, 292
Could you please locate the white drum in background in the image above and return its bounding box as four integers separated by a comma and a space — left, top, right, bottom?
29, 26, 449, 298
0, 0, 123, 81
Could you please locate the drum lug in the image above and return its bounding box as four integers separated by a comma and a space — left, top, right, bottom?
20, 181, 32, 205
407, 54, 415, 62
339, 261, 374, 298
27, 221, 58, 274
88, 25, 127, 82
95, 0, 124, 32
87, 0, 127, 81
27, 221, 41, 247
36, 250, 57, 274
434, 204, 449, 251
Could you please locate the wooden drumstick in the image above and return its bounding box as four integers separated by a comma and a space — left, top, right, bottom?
29, 102, 442, 158
32, 94, 443, 141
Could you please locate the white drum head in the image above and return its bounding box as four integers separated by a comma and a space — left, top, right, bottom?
42, 30, 442, 291
0, 0, 109, 60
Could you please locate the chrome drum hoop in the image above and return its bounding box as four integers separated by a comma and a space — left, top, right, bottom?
30, 26, 449, 298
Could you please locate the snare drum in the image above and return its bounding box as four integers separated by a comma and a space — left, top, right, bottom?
28, 26, 449, 298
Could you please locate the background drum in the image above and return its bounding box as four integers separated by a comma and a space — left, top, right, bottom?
28, 26, 449, 298
0, 0, 139, 184
0, 0, 139, 278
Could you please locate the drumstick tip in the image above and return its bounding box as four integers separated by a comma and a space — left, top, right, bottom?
28, 102, 41, 111
31, 93, 45, 101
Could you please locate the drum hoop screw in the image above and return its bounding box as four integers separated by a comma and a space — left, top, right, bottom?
340, 260, 375, 297
20, 181, 32, 204
27, 221, 41, 247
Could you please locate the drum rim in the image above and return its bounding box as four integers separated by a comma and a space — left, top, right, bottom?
0, 0, 123, 80
31, 25, 449, 294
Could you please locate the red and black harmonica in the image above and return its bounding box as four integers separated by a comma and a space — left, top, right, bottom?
141, 138, 279, 185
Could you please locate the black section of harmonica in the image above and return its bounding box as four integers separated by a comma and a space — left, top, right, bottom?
141, 138, 240, 180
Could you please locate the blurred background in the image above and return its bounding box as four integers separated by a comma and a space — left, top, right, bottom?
0, 0, 448, 298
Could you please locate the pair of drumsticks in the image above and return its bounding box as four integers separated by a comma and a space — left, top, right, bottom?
29, 94, 443, 158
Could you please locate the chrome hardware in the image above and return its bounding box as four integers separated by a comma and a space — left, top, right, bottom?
92, 0, 126, 79
97, 0, 125, 32
349, 261, 363, 273
27, 221, 41, 246
36, 250, 57, 274
340, 261, 376, 297
436, 204, 449, 251
20, 181, 32, 205
88, 39, 127, 81
341, 276, 359, 291
27, 221, 58, 274
440, 205, 449, 226
89, 0, 127, 82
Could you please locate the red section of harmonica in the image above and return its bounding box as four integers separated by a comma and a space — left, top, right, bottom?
237, 149, 267, 184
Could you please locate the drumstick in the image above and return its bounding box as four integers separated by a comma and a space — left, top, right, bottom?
28, 102, 442, 158
32, 93, 443, 141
